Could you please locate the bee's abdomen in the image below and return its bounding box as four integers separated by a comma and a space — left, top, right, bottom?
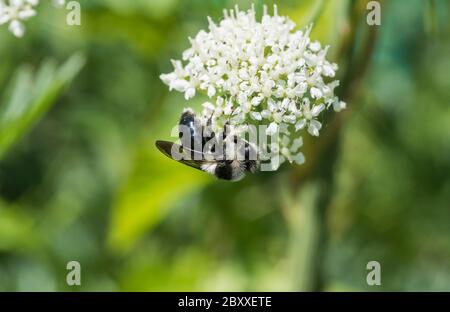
214, 163, 234, 180
214, 161, 246, 181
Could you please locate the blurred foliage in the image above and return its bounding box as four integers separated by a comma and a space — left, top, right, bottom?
0, 54, 85, 160
0, 0, 449, 291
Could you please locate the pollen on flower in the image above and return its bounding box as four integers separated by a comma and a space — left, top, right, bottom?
160, 4, 346, 169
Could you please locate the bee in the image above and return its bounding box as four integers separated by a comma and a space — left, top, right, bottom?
155, 108, 259, 181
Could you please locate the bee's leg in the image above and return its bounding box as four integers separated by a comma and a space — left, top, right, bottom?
222, 121, 231, 141
222, 103, 239, 142
206, 111, 213, 127
202, 110, 216, 146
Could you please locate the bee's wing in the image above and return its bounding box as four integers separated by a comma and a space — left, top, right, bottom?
155, 140, 214, 172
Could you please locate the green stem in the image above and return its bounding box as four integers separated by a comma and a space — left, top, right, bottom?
287, 0, 380, 291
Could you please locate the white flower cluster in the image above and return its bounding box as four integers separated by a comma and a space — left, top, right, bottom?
160, 5, 346, 168
0, 0, 65, 37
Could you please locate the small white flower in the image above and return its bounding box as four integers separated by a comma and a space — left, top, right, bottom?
250, 111, 262, 121
295, 119, 306, 131
261, 98, 285, 125
278, 135, 305, 166
309, 41, 321, 52
184, 87, 196, 100
207, 85, 216, 97
295, 100, 324, 136
0, 0, 63, 38
266, 122, 278, 136
333, 100, 347, 112
308, 119, 322, 137
0, 0, 38, 37
53, 0, 65, 8
201, 101, 215, 117
310, 87, 323, 99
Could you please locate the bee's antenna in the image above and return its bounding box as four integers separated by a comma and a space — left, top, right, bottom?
223, 106, 237, 140
208, 109, 215, 127
202, 106, 217, 144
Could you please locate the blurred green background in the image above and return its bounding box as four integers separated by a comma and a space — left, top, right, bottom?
0, 0, 449, 291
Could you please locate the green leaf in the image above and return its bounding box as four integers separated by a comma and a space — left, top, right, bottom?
107, 142, 211, 254
0, 53, 86, 160
424, 0, 438, 35
0, 201, 37, 252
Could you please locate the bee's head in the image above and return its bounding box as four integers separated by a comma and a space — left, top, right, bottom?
179, 108, 197, 129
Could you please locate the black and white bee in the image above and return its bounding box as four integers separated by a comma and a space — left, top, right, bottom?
155, 108, 259, 181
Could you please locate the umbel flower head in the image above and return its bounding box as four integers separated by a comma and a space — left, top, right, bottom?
160, 5, 346, 169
